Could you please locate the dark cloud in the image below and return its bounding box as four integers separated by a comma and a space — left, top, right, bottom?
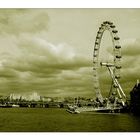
122, 39, 140, 56
0, 9, 49, 34
0, 31, 91, 96
100, 36, 140, 97
0, 9, 139, 99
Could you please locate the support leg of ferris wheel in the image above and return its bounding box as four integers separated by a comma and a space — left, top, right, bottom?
100, 62, 126, 106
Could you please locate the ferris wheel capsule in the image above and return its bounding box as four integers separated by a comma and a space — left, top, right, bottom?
103, 21, 107, 24
115, 75, 121, 79
94, 54, 97, 57
110, 25, 116, 28
96, 36, 101, 39
112, 30, 118, 33
95, 42, 99, 45
97, 31, 102, 34
93, 21, 125, 105
113, 84, 119, 88
93, 67, 97, 70
116, 66, 122, 69
114, 37, 120, 40
94, 47, 98, 51
93, 61, 97, 64
116, 55, 122, 59
103, 21, 113, 24
108, 22, 113, 25
115, 45, 121, 49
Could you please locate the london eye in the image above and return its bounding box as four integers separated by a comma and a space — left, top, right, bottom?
93, 21, 126, 106
67, 21, 127, 114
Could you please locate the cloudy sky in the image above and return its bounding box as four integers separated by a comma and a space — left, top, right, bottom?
0, 9, 139, 98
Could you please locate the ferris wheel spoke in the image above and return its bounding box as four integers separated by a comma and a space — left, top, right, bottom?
93, 21, 126, 106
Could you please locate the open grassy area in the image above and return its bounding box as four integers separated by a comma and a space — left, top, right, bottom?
0, 108, 140, 132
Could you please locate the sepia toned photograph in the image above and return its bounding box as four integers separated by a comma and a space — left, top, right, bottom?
0, 8, 139, 132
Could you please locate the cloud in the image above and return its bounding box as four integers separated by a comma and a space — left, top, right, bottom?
0, 9, 49, 34
122, 38, 140, 56
0, 9, 139, 99
0, 31, 91, 96
3, 33, 90, 71
95, 37, 140, 97
117, 38, 140, 95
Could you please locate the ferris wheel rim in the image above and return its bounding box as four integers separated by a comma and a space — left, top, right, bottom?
93, 21, 122, 102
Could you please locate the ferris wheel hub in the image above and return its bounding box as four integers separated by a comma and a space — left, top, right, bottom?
93, 21, 126, 107
100, 62, 114, 67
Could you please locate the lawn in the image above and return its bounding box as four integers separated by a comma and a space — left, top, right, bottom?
0, 108, 139, 132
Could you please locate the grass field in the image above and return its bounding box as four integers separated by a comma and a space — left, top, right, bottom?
0, 108, 139, 132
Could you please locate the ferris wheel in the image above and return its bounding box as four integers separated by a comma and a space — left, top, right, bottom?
93, 21, 126, 106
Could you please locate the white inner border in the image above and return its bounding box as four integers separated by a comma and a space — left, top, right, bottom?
0, 0, 140, 140
0, 0, 140, 8
1, 133, 140, 140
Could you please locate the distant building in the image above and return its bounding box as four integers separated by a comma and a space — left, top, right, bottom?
10, 94, 21, 101
42, 97, 52, 102
9, 92, 41, 101
29, 92, 40, 101
130, 80, 140, 115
